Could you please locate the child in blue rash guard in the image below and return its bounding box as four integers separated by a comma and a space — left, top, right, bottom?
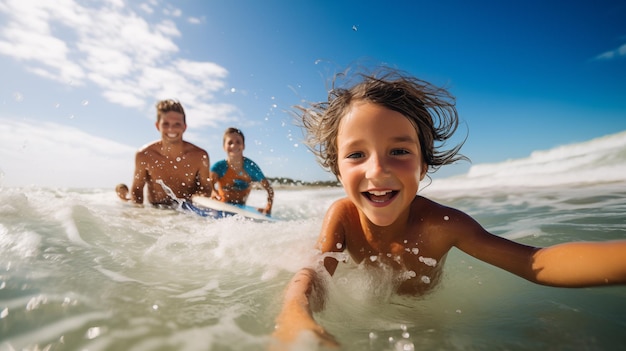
210, 127, 274, 215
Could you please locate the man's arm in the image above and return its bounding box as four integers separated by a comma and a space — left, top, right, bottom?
195, 151, 212, 197
130, 151, 147, 205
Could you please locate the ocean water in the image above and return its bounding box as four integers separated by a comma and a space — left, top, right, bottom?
1, 131, 626, 351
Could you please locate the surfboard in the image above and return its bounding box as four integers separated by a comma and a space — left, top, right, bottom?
190, 195, 275, 221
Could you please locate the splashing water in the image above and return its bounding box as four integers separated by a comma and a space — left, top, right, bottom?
0, 182, 625, 350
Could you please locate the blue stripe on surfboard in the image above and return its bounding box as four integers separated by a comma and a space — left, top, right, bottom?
184, 197, 276, 221
181, 201, 232, 218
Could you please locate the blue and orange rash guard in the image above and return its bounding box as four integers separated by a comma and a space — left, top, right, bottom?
210, 157, 266, 203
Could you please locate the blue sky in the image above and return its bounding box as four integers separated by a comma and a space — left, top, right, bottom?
0, 0, 625, 188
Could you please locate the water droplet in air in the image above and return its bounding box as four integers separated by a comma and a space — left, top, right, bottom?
81, 100, 89, 106
86, 326, 101, 339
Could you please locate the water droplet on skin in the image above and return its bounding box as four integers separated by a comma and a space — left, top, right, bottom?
369, 255, 378, 262
336, 243, 343, 249
418, 256, 437, 267
176, 157, 181, 162
411, 248, 419, 255
444, 216, 449, 221
421, 276, 431, 284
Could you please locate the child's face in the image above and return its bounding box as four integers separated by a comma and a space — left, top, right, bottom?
156, 111, 186, 143
336, 102, 427, 226
223, 132, 245, 157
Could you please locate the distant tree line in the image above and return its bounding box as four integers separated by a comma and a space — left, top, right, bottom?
266, 177, 340, 188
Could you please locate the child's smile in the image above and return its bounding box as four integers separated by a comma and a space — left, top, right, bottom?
363, 189, 398, 204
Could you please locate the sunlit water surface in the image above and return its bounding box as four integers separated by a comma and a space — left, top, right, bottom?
1, 183, 625, 350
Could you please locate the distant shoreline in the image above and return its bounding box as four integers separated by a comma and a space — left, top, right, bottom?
265, 177, 341, 189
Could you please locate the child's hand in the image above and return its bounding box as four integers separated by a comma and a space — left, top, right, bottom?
271, 314, 338, 350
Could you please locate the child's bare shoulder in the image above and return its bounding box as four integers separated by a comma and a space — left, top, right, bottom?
413, 195, 483, 234
328, 198, 359, 216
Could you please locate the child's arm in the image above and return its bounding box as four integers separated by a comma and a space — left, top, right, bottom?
272, 199, 349, 348
272, 269, 339, 349
449, 207, 626, 287
530, 240, 626, 286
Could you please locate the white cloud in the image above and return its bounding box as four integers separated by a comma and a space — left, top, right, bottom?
0, 117, 136, 188
188, 17, 203, 25
595, 42, 626, 60
0, 0, 236, 128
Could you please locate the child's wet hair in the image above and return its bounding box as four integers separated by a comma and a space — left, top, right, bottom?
296, 67, 468, 177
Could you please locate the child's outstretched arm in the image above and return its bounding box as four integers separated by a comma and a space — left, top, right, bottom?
272, 268, 339, 349
448, 206, 626, 287
530, 240, 626, 286
272, 199, 349, 349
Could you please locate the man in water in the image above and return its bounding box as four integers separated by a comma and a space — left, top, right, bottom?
116, 99, 212, 206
